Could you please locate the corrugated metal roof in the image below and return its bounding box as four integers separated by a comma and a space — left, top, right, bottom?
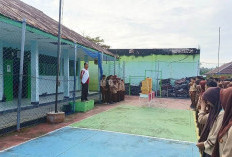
206, 62, 232, 75
109, 48, 200, 57
0, 0, 115, 57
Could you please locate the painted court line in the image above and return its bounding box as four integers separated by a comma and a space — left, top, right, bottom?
0, 127, 200, 157
0, 105, 199, 155
0, 126, 67, 153
68, 126, 197, 144
0, 106, 118, 153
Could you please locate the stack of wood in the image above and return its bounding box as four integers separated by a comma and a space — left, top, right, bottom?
141, 78, 152, 94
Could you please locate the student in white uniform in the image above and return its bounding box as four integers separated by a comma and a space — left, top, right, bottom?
80, 62, 89, 102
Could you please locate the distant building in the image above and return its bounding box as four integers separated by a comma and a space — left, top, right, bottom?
206, 62, 232, 78
108, 48, 200, 89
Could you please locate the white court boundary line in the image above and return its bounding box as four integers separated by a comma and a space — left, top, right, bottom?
0, 125, 196, 154
0, 105, 197, 153
0, 106, 118, 153
68, 126, 196, 144
0, 126, 67, 153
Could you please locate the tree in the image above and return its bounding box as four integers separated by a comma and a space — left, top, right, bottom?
200, 67, 213, 75
85, 36, 111, 49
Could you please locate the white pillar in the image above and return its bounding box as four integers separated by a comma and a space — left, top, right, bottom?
63, 51, 70, 98
31, 41, 39, 105
0, 41, 3, 101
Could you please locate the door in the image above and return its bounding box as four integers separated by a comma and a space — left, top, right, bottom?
3, 59, 13, 101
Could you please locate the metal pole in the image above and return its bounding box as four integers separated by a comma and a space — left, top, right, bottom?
157, 62, 162, 97
98, 56, 100, 91
73, 44, 77, 112
155, 62, 158, 97
123, 61, 125, 81
197, 60, 200, 76
99, 53, 103, 100
77, 58, 80, 90
17, 19, 26, 131
160, 71, 163, 98
55, 0, 63, 113
101, 52, 103, 64
218, 27, 221, 75
114, 57, 116, 75
98, 59, 101, 101
129, 77, 131, 96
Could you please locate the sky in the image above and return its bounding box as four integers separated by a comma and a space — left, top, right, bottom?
22, 0, 232, 67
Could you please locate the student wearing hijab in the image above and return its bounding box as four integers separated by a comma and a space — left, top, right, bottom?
200, 80, 207, 94
100, 75, 107, 103
121, 80, 125, 101
197, 80, 207, 110
228, 82, 232, 88
106, 75, 113, 104
196, 87, 224, 157
206, 80, 218, 90
118, 79, 123, 101
189, 78, 197, 109
197, 80, 207, 135
212, 87, 232, 157
112, 79, 118, 102
222, 81, 230, 89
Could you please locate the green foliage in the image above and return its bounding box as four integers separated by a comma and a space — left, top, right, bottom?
85, 36, 111, 49
200, 67, 213, 75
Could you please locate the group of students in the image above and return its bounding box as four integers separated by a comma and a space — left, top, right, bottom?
189, 77, 232, 157
100, 75, 125, 104
189, 77, 232, 109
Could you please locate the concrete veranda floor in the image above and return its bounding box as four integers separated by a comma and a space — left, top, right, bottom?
0, 92, 100, 131
0, 96, 199, 157
0, 91, 98, 112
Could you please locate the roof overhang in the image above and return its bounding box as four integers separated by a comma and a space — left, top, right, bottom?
0, 15, 115, 61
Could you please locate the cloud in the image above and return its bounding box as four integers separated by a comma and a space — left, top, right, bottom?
21, 0, 232, 66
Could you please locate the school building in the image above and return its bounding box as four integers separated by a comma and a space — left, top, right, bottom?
0, 0, 116, 106
108, 48, 200, 89
206, 61, 232, 79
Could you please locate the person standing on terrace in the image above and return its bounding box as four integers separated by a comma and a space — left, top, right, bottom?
80, 62, 89, 102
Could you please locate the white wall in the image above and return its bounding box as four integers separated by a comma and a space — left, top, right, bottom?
39, 76, 77, 95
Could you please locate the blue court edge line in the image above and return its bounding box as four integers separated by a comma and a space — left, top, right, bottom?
0, 125, 69, 153
68, 126, 197, 144
0, 127, 200, 157
0, 106, 117, 153
0, 105, 117, 152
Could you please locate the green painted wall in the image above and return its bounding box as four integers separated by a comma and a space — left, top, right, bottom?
92, 54, 200, 88
82, 54, 200, 91
80, 61, 99, 91
121, 54, 200, 87
119, 54, 199, 62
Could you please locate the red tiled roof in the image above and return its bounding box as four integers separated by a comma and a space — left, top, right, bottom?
206, 62, 232, 75
0, 0, 115, 57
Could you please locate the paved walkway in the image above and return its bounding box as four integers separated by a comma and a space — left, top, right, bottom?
0, 92, 100, 131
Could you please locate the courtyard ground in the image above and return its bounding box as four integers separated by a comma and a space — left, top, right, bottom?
0, 96, 200, 157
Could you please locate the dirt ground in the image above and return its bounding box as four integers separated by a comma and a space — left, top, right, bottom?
0, 96, 191, 151
118, 96, 191, 110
